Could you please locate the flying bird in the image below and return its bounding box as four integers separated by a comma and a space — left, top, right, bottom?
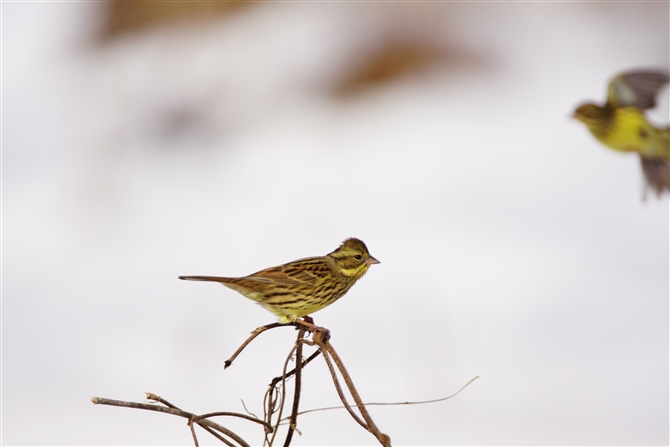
573, 70, 669, 199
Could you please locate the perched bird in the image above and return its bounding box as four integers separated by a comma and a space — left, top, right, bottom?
180, 238, 379, 324
572, 70, 670, 198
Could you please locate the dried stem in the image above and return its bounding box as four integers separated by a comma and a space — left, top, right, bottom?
324, 341, 390, 446
263, 381, 280, 445
225, 323, 286, 368
191, 411, 273, 432
318, 341, 368, 429
266, 343, 297, 446
200, 425, 238, 447
269, 349, 322, 388
313, 332, 392, 447
283, 326, 305, 447
290, 375, 480, 419
188, 419, 200, 447
91, 396, 250, 447
146, 392, 179, 409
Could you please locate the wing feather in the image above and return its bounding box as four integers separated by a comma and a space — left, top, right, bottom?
246, 257, 330, 285
608, 71, 669, 109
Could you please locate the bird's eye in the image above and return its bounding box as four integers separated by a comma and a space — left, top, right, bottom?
354, 254, 362, 261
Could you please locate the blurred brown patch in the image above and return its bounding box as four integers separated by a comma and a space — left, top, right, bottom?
334, 44, 464, 97
101, 1, 250, 40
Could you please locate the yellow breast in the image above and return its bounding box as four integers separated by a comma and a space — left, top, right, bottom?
593, 107, 668, 158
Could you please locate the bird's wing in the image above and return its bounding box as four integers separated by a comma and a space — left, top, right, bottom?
607, 71, 669, 109
246, 257, 329, 286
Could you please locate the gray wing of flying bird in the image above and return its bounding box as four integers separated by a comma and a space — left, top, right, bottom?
608, 71, 669, 110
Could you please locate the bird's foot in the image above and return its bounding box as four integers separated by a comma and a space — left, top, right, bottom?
294, 316, 330, 340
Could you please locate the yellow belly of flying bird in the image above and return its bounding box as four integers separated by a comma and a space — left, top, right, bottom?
592, 107, 669, 159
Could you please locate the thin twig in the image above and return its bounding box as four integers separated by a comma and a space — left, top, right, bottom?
226, 319, 328, 369
317, 341, 368, 430
225, 323, 286, 368
191, 411, 273, 432
188, 419, 200, 447
267, 344, 297, 446
286, 376, 480, 419
283, 327, 305, 447
365, 375, 480, 406
200, 425, 237, 447
323, 340, 391, 447
91, 397, 250, 447
145, 392, 179, 409
263, 382, 280, 446
240, 399, 260, 420
269, 349, 322, 388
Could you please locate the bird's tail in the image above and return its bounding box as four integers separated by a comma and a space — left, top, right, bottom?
179, 275, 232, 283
640, 156, 670, 199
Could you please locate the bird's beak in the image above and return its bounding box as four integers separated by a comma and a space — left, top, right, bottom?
366, 256, 380, 265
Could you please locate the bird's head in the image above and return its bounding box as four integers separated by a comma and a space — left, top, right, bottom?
573, 103, 608, 125
572, 103, 614, 137
328, 238, 379, 279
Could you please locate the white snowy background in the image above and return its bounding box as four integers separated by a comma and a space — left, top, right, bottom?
3, 2, 668, 445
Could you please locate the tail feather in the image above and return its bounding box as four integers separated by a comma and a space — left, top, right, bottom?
640, 156, 670, 198
179, 275, 233, 282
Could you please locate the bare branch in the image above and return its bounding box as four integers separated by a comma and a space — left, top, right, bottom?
364, 376, 480, 407
289, 376, 480, 418
283, 327, 305, 446
146, 392, 179, 409
191, 411, 273, 432
225, 323, 286, 368
240, 399, 260, 420
307, 331, 391, 447
200, 426, 238, 447
323, 340, 391, 446
91, 396, 250, 447
266, 343, 297, 446
269, 349, 322, 388
317, 342, 368, 430
188, 419, 200, 447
